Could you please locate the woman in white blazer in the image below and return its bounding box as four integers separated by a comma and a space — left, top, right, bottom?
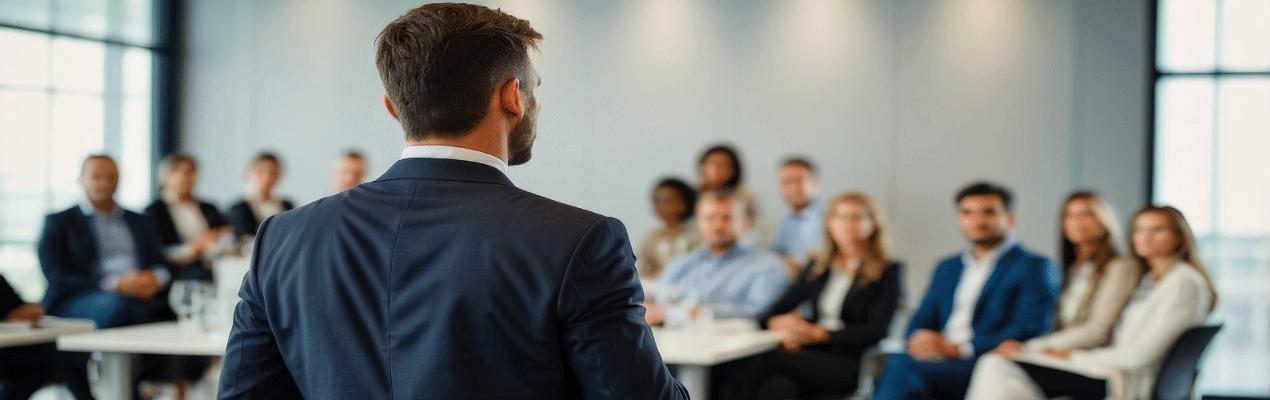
965, 205, 1218, 400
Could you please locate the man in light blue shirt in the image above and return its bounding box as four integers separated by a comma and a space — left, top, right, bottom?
644, 191, 790, 326
770, 158, 826, 274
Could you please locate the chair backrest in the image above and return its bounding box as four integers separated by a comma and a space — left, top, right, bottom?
1152, 324, 1222, 400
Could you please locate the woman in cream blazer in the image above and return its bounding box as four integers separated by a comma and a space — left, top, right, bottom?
965, 205, 1218, 400
995, 192, 1141, 355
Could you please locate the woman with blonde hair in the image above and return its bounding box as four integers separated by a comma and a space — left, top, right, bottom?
733, 192, 903, 399
144, 154, 234, 280
965, 205, 1218, 400
987, 191, 1141, 355
227, 152, 295, 241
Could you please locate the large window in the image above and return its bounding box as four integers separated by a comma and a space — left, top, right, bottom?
0, 0, 171, 302
1155, 0, 1270, 396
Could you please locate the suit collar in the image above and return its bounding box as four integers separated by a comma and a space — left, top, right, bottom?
973, 244, 1024, 315
376, 158, 514, 187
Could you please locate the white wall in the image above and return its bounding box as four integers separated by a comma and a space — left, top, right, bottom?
181, 0, 1149, 306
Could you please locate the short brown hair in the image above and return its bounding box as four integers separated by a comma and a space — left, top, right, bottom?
375, 3, 542, 141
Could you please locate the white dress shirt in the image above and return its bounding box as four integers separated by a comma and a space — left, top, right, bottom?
79, 201, 172, 290
944, 235, 1018, 358
164, 197, 211, 265
400, 145, 509, 175
816, 258, 858, 331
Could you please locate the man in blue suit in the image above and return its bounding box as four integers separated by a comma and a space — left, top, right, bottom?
874, 182, 1059, 400
38, 155, 174, 399
217, 4, 686, 399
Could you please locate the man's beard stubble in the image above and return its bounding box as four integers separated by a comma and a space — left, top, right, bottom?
507, 109, 537, 166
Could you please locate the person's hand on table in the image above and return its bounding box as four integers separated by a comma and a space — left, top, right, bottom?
6, 303, 45, 326
116, 271, 161, 300
643, 302, 665, 326
767, 312, 805, 332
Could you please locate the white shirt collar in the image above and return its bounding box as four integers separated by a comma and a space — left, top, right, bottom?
79, 198, 122, 220
962, 233, 1018, 268
399, 145, 509, 175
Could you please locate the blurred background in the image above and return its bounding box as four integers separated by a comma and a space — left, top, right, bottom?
0, 0, 1266, 397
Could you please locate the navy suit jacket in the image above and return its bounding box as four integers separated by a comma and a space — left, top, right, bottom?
219, 158, 687, 400
905, 244, 1059, 358
36, 206, 170, 314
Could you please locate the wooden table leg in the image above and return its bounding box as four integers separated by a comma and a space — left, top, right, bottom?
94, 352, 134, 400
677, 365, 710, 400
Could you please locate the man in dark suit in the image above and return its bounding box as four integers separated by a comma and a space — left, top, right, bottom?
1, 275, 56, 400
217, 4, 686, 399
38, 155, 174, 399
873, 182, 1059, 400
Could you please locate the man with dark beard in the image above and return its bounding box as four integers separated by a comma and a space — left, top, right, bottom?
217, 3, 686, 399
872, 182, 1059, 400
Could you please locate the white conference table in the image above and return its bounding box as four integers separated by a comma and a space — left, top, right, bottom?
652, 328, 781, 400
58, 322, 228, 400
57, 321, 778, 400
0, 318, 96, 349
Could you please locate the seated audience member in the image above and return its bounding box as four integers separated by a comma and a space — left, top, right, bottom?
145, 154, 234, 280
965, 205, 1218, 400
1, 274, 56, 400
38, 155, 173, 399
738, 192, 902, 400
696, 144, 773, 248
331, 150, 368, 193
144, 154, 230, 396
645, 191, 789, 326
990, 191, 1140, 357
636, 178, 701, 279
873, 181, 1060, 400
227, 152, 295, 240
770, 157, 826, 275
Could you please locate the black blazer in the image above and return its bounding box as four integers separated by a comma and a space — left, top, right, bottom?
758, 260, 903, 356
226, 198, 295, 239
218, 158, 686, 399
144, 199, 230, 279
36, 206, 171, 314
1, 275, 23, 316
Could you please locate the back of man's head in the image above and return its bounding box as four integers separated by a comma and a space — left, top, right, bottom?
376, 3, 542, 141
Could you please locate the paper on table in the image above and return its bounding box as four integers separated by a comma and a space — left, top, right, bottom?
0, 321, 33, 332
38, 316, 97, 328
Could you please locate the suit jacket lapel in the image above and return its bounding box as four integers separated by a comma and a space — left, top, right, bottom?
973, 245, 1022, 319
939, 260, 964, 328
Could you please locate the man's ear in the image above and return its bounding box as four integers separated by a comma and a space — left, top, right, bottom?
383, 95, 399, 120
499, 78, 524, 118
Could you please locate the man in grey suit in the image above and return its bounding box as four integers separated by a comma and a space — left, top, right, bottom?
218, 3, 686, 399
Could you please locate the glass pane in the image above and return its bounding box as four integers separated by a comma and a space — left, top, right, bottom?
51, 36, 105, 93
1154, 77, 1215, 235
122, 46, 151, 97
52, 0, 109, 40
0, 90, 51, 192
0, 29, 50, 88
115, 0, 155, 47
1215, 77, 1270, 236
0, 0, 52, 31
1158, 0, 1217, 72
49, 93, 104, 208
1220, 0, 1270, 71
117, 97, 151, 209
